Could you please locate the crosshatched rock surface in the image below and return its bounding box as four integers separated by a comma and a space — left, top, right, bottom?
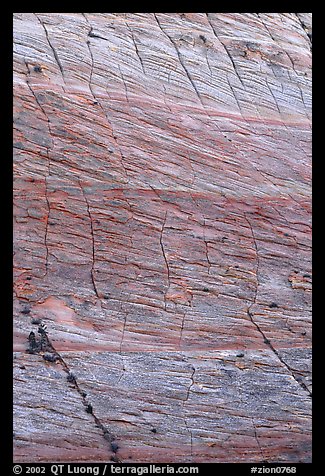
13, 13, 312, 463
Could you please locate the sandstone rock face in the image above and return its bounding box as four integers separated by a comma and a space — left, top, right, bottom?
13, 13, 312, 463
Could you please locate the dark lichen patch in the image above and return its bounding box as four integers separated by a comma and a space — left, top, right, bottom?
103, 431, 113, 442
43, 352, 59, 363
111, 441, 119, 453
67, 372, 77, 384
31, 318, 42, 325
27, 331, 40, 354
21, 307, 31, 314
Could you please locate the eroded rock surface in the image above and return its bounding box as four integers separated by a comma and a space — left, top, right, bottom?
13, 13, 312, 463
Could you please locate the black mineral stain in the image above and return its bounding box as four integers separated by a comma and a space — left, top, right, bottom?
103, 431, 113, 442
27, 331, 39, 353
31, 318, 42, 325
111, 441, 119, 453
43, 352, 59, 363
67, 372, 77, 384
21, 307, 31, 314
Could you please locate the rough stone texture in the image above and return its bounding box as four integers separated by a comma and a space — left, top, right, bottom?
13, 13, 312, 463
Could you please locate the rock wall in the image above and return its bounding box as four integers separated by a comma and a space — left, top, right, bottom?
13, 13, 312, 463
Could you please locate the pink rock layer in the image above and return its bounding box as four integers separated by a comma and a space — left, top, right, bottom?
13, 13, 311, 463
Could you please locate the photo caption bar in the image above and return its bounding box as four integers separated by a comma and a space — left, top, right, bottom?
10, 463, 312, 476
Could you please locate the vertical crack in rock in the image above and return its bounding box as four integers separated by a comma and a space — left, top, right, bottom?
182, 366, 196, 457
82, 13, 129, 183
23, 61, 49, 123
149, 185, 163, 202
151, 15, 257, 176
244, 215, 260, 317
225, 76, 245, 120
235, 375, 267, 461
43, 171, 50, 276
125, 20, 146, 76
24, 59, 52, 277
160, 211, 170, 311
191, 194, 211, 275
206, 13, 245, 88
251, 417, 266, 462
244, 214, 312, 397
185, 153, 196, 186
184, 366, 196, 403
153, 13, 205, 108
27, 326, 121, 461
256, 13, 308, 103
34, 14, 66, 85
162, 84, 172, 113
184, 419, 193, 458
119, 310, 128, 353
208, 13, 310, 126
154, 14, 248, 149
285, 49, 302, 76
118, 65, 130, 105
82, 14, 103, 110
178, 312, 187, 349
257, 11, 311, 81
203, 218, 211, 275
255, 10, 301, 82
295, 13, 312, 49
205, 47, 213, 77
295, 84, 310, 120
122, 190, 132, 212
78, 180, 100, 299
116, 357, 126, 388
258, 170, 309, 234
256, 13, 277, 43
117, 303, 127, 386
256, 11, 310, 120
265, 77, 282, 116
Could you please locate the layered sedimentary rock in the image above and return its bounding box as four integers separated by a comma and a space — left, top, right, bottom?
13, 13, 312, 463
